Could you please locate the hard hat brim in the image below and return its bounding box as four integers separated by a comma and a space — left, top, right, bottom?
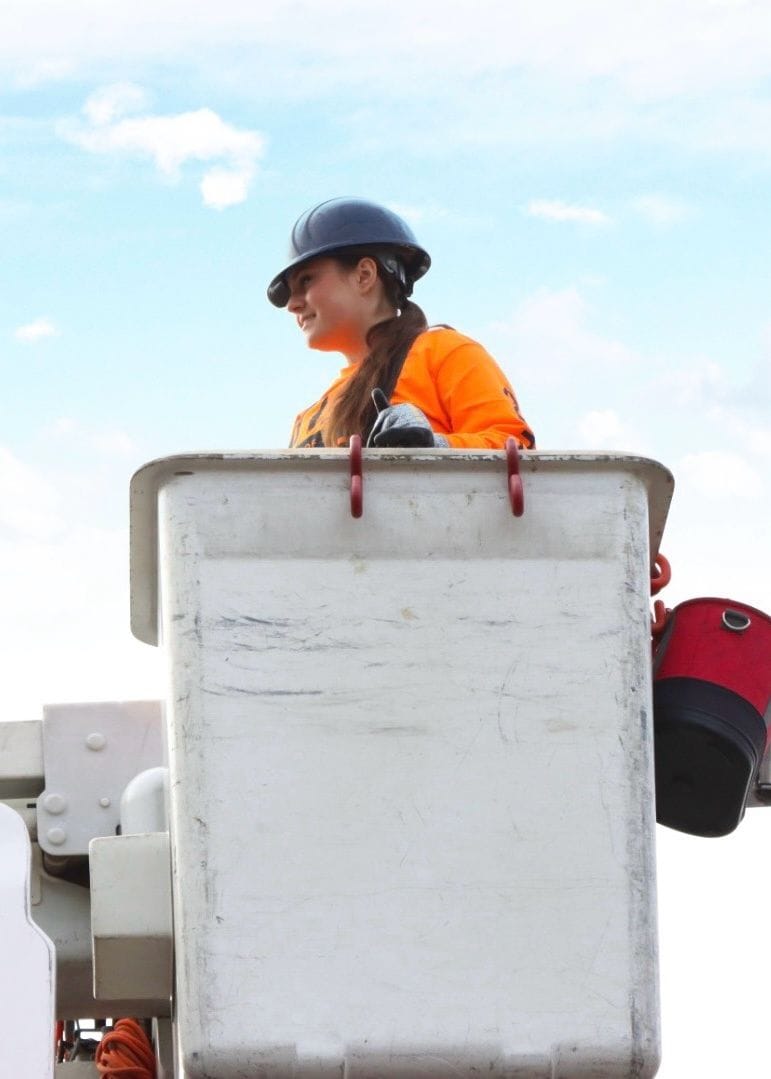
267, 242, 431, 308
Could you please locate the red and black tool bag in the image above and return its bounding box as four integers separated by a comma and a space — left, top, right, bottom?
653, 598, 771, 837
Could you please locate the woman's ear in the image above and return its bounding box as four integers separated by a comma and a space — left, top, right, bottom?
354, 257, 380, 295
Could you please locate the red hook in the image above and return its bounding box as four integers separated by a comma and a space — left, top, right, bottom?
349, 434, 363, 518
651, 599, 669, 638
650, 553, 672, 646
650, 553, 671, 596
506, 437, 525, 517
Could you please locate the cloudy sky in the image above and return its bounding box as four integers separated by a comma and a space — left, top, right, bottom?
2, 1, 770, 1074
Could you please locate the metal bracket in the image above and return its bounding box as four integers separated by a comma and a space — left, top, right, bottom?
37, 701, 164, 856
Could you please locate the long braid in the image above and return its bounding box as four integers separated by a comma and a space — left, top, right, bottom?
323, 270, 428, 446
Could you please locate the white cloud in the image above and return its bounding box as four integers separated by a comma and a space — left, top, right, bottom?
745, 425, 771, 458
70, 103, 262, 178
51, 417, 78, 436
655, 354, 769, 421
686, 94, 771, 154
0, 445, 162, 718
577, 408, 626, 448
702, 408, 771, 463
14, 317, 59, 343
5, 5, 771, 157
0, 524, 163, 720
83, 82, 149, 126
92, 429, 135, 456
61, 86, 265, 206
525, 199, 611, 225
679, 450, 764, 498
15, 56, 76, 88
0, 446, 64, 539
48, 417, 136, 457
200, 166, 254, 210
632, 194, 692, 224
3, 0, 771, 102
656, 359, 728, 405
488, 288, 769, 476
491, 287, 637, 387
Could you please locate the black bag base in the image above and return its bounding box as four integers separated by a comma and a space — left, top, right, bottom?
653, 677, 767, 838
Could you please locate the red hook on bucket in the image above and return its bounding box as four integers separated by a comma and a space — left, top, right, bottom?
650, 553, 671, 596
650, 553, 672, 644
349, 434, 363, 518
506, 437, 525, 517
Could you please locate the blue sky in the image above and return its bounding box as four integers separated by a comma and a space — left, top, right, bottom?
2, 2, 770, 1074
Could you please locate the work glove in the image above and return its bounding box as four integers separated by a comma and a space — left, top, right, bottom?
367, 388, 449, 448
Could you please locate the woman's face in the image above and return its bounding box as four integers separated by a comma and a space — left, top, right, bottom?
286, 256, 389, 361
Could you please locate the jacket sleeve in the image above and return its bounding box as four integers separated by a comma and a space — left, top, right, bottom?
432, 338, 535, 450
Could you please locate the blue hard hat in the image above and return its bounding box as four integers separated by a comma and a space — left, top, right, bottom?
267, 197, 431, 307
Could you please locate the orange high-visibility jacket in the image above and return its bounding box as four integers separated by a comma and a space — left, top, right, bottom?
289, 327, 535, 450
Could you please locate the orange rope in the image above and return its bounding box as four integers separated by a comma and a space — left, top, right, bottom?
95, 1018, 156, 1079
55, 1020, 64, 1061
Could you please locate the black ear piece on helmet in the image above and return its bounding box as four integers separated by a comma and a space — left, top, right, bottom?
375, 253, 412, 300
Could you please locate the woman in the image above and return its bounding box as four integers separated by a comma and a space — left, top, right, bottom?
268, 198, 535, 451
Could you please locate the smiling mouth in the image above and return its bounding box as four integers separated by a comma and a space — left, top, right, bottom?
299, 316, 315, 329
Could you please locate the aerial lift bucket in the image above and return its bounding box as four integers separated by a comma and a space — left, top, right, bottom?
127, 449, 673, 1078
653, 598, 771, 837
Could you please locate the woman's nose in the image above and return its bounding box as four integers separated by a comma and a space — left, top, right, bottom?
287, 291, 303, 314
